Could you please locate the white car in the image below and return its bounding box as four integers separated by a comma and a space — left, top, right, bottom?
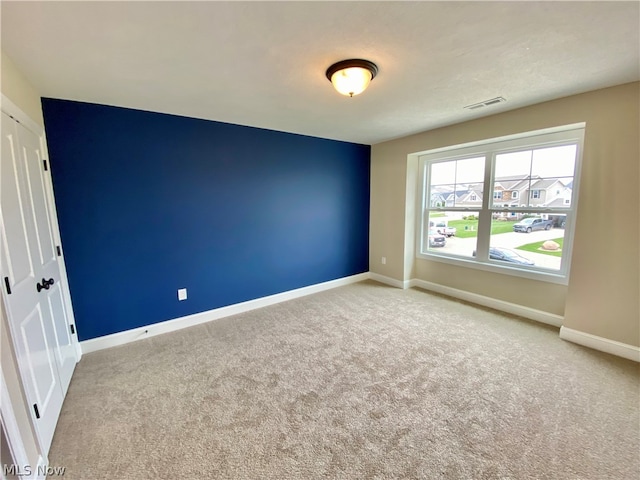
435, 221, 457, 237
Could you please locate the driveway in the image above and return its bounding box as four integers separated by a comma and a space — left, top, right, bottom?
435, 228, 564, 270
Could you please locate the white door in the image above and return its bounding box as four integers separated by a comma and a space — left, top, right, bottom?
1, 110, 76, 453
15, 118, 77, 394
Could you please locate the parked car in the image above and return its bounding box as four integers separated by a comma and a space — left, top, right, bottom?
473, 247, 535, 265
428, 229, 446, 247
513, 217, 553, 233
435, 221, 456, 237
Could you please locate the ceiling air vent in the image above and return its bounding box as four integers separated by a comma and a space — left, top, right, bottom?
464, 97, 506, 110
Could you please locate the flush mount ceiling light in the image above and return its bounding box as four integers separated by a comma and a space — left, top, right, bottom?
325, 59, 378, 97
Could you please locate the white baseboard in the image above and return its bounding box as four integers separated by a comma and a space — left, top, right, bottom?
369, 272, 410, 289
409, 278, 564, 328
559, 326, 640, 362
80, 271, 638, 363
377, 275, 637, 362
80, 273, 369, 354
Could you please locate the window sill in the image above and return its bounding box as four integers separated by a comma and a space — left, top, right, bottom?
416, 251, 569, 285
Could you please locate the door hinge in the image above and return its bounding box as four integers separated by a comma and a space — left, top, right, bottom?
43, 159, 48, 171
4, 277, 11, 295
70, 324, 75, 335
33, 403, 40, 419
56, 245, 62, 256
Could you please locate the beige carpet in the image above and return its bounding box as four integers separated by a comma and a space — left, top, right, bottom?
49, 281, 639, 479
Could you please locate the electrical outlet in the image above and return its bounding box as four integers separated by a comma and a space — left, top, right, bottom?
178, 288, 187, 301
381, 257, 386, 265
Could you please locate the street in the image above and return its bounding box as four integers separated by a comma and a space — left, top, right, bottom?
430, 228, 564, 270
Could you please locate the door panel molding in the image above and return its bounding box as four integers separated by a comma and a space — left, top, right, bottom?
1, 120, 36, 285
20, 305, 57, 407
20, 123, 56, 267
45, 284, 75, 393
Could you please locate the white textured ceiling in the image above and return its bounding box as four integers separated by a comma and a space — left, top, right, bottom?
1, 1, 639, 145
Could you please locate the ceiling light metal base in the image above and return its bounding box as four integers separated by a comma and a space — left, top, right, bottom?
325, 59, 378, 82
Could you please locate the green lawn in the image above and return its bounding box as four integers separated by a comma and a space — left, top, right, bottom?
448, 219, 518, 238
516, 237, 564, 257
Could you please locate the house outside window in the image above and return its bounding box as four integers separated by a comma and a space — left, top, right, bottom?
417, 124, 584, 284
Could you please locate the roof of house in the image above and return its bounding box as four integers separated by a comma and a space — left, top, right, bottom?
547, 198, 571, 207
530, 178, 563, 189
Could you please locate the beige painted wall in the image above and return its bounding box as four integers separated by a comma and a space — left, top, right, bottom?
1, 50, 45, 467
1, 51, 44, 127
371, 82, 639, 347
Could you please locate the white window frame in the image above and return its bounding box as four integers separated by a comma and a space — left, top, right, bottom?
416, 123, 585, 285
512, 191, 518, 199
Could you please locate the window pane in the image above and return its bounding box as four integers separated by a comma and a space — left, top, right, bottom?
493, 151, 532, 208
456, 157, 485, 184
429, 157, 485, 209
494, 146, 575, 209
454, 182, 483, 207
422, 211, 478, 257
495, 150, 532, 177
489, 212, 566, 271
430, 161, 456, 186
430, 185, 455, 207
531, 145, 576, 178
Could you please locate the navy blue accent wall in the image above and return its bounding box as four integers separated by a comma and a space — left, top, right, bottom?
42, 99, 370, 341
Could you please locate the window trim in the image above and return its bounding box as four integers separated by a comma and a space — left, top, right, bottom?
415, 123, 585, 285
